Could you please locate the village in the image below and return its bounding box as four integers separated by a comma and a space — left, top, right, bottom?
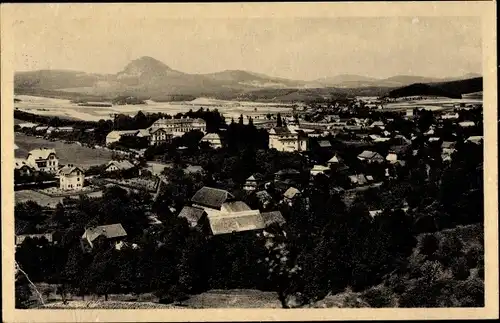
14, 95, 485, 308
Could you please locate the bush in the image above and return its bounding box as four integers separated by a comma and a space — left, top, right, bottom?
437, 235, 464, 267
465, 245, 482, 268
362, 286, 394, 307
451, 256, 470, 280
420, 234, 439, 257
454, 278, 484, 307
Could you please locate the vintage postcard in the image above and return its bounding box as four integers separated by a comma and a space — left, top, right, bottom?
1, 2, 498, 322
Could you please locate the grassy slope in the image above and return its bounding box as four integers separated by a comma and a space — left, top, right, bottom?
15, 133, 113, 167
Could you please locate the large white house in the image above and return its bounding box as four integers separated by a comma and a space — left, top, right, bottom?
149, 128, 173, 146
26, 148, 59, 173
150, 117, 207, 134
58, 165, 85, 191
268, 126, 308, 152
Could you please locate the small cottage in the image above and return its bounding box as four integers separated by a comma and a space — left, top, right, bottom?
81, 223, 127, 251
243, 174, 264, 191
357, 150, 384, 163
283, 187, 301, 204
106, 160, 135, 172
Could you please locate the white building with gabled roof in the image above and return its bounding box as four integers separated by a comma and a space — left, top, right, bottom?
26, 148, 58, 173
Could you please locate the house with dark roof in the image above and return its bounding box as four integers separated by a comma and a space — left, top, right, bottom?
357, 150, 384, 163
180, 187, 286, 236
191, 187, 235, 210
81, 224, 127, 251
178, 206, 207, 228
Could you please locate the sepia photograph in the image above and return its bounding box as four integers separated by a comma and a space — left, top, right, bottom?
1, 2, 498, 322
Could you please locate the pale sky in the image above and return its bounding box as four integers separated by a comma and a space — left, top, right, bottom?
11, 8, 482, 80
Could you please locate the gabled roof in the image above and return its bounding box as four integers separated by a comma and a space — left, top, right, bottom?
208, 210, 265, 235
58, 165, 84, 176
28, 148, 57, 160
221, 201, 252, 213
137, 129, 151, 136
370, 121, 385, 127
178, 206, 206, 227
369, 210, 383, 218
311, 165, 330, 172
441, 141, 456, 149
15, 158, 32, 169
269, 127, 293, 136
82, 224, 127, 243
191, 187, 235, 209
349, 174, 368, 185
107, 160, 135, 170
246, 173, 264, 182
201, 133, 222, 141
283, 187, 300, 199
184, 165, 204, 174
466, 135, 483, 144
261, 211, 286, 227
150, 127, 170, 134
458, 121, 475, 127
327, 154, 343, 164
357, 150, 383, 160
317, 140, 332, 148
106, 130, 139, 138
386, 153, 398, 161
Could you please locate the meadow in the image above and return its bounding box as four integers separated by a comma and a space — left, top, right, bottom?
14, 95, 295, 122
15, 133, 113, 168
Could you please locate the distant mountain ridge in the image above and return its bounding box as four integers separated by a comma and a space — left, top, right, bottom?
14, 56, 482, 102
384, 77, 483, 99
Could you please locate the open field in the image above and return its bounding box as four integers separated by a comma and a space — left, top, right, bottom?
15, 133, 113, 168
15, 190, 64, 207
178, 289, 282, 308
381, 97, 481, 112
15, 189, 104, 207
15, 95, 295, 122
